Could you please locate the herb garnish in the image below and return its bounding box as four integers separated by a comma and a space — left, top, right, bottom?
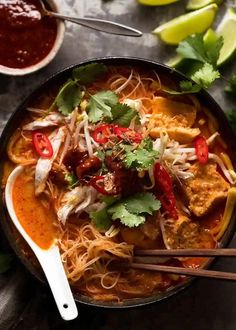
170, 32, 223, 92
90, 208, 112, 230
110, 103, 140, 127
52, 80, 82, 116
90, 192, 161, 229
72, 62, 107, 85
124, 137, 158, 170
87, 90, 118, 123
49, 63, 107, 116
86, 91, 139, 126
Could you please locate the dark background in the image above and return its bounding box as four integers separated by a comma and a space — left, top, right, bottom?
1, 0, 236, 329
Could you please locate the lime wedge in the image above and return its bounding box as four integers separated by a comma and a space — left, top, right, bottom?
216, 8, 236, 66
137, 0, 179, 5
203, 27, 219, 44
186, 0, 222, 10
152, 4, 218, 45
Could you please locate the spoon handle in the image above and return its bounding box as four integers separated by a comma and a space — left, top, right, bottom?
35, 245, 78, 321
50, 12, 142, 37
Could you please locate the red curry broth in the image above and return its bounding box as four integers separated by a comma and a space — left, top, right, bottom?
12, 171, 57, 249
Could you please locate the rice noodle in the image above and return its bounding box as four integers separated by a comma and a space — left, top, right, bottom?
207, 132, 220, 145
73, 114, 86, 148
115, 70, 133, 94
105, 225, 120, 238
84, 114, 93, 157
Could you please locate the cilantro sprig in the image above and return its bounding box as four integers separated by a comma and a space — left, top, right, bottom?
51, 80, 82, 116
72, 62, 107, 85
123, 137, 158, 170
170, 32, 223, 92
86, 91, 140, 126
110, 103, 140, 127
177, 33, 223, 68
90, 192, 161, 230
49, 63, 107, 116
87, 90, 118, 123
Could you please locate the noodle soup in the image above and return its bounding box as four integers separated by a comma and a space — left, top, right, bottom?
2, 61, 236, 303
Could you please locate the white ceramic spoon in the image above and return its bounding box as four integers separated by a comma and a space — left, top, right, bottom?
5, 165, 78, 321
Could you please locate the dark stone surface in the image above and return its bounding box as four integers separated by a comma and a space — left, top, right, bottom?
0, 1, 236, 329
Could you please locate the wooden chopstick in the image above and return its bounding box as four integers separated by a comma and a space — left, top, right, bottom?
135, 248, 236, 257
128, 262, 236, 281
128, 249, 236, 281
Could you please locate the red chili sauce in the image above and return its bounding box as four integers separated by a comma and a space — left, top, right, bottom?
0, 0, 57, 69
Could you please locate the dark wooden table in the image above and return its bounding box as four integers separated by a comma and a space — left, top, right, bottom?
1, 1, 236, 329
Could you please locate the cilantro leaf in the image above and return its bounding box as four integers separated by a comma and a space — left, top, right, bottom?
177, 33, 223, 69
177, 34, 208, 63
163, 80, 201, 95
227, 110, 236, 134
124, 137, 158, 170
0, 253, 12, 273
72, 63, 107, 85
179, 80, 202, 93
140, 137, 153, 151
54, 80, 82, 116
108, 204, 145, 228
175, 33, 223, 90
107, 193, 161, 228
110, 103, 139, 127
91, 193, 161, 229
225, 74, 236, 97
191, 63, 220, 88
97, 149, 105, 162
90, 208, 112, 230
87, 90, 118, 123
124, 192, 161, 215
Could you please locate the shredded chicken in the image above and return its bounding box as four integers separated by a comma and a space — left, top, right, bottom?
35, 127, 65, 195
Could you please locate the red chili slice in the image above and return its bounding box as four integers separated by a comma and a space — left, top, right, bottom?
194, 136, 209, 164
90, 175, 114, 195
113, 126, 142, 143
154, 162, 178, 220
32, 132, 53, 158
92, 124, 114, 144
93, 124, 142, 144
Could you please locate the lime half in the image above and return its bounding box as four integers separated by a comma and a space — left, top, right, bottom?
217, 8, 236, 66
152, 4, 218, 45
187, 0, 223, 10
137, 0, 179, 5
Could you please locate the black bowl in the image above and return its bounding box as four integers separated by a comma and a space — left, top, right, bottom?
1, 56, 235, 308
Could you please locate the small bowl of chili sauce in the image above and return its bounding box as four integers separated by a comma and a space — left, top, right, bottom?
0, 0, 65, 76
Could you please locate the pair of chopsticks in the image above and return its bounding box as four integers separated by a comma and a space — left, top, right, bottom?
126, 249, 236, 281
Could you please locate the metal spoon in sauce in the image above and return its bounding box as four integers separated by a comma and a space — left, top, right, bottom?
39, 0, 142, 37
5, 165, 78, 321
